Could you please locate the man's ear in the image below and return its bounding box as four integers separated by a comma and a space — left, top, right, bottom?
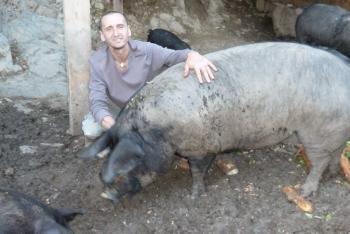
100, 31, 105, 42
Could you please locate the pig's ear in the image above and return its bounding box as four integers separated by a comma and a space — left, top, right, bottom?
102, 138, 145, 183
110, 137, 145, 167
79, 131, 116, 160
120, 137, 145, 158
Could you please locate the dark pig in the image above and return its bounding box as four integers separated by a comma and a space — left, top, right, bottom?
147, 28, 191, 50
80, 42, 350, 203
296, 3, 350, 57
0, 188, 83, 234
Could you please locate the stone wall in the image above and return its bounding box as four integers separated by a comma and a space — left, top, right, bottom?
0, 0, 66, 103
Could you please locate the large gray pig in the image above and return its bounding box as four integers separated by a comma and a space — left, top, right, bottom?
295, 3, 350, 58
80, 42, 350, 203
0, 188, 83, 233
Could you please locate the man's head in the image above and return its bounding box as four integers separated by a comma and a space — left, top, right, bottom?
100, 11, 131, 50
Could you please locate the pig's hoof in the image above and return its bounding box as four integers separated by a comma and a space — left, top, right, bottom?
190, 191, 207, 200
97, 147, 111, 158
101, 190, 119, 204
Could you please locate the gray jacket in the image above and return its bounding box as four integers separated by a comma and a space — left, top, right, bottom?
89, 40, 190, 123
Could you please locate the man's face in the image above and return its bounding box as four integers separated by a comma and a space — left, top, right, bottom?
100, 13, 131, 50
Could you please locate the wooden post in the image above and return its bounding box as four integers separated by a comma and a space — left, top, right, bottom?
113, 0, 123, 12
63, 0, 91, 135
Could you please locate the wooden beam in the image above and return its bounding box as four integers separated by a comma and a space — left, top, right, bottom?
113, 0, 123, 12
63, 0, 91, 135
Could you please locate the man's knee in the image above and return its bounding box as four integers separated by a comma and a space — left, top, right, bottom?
82, 113, 104, 140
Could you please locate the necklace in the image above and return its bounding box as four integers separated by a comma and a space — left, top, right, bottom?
111, 46, 129, 70
116, 60, 127, 70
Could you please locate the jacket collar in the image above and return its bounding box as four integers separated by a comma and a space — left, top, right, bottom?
128, 40, 145, 57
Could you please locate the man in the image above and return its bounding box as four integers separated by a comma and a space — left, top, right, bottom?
82, 11, 217, 139
82, 11, 238, 176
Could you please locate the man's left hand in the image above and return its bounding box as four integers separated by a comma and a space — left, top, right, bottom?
184, 51, 217, 83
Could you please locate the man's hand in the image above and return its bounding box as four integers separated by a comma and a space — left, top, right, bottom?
101, 116, 115, 130
184, 51, 217, 83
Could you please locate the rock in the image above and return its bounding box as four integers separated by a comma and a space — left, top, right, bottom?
4, 167, 15, 176
42, 117, 48, 122
256, 0, 267, 12
0, 33, 22, 77
159, 13, 173, 22
272, 3, 300, 38
169, 21, 186, 34
19, 145, 38, 154
0, 9, 66, 100
256, 0, 274, 13
13, 102, 33, 114
28, 159, 43, 168
40, 143, 64, 147
4, 134, 17, 139
3, 11, 64, 46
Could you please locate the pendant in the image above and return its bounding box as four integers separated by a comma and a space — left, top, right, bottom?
120, 62, 125, 68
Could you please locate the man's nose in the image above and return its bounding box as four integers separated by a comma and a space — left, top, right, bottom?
113, 28, 119, 36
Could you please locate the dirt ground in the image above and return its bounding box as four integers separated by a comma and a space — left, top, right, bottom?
1, 1, 350, 233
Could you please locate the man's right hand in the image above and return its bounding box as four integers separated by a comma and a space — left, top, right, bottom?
101, 116, 115, 130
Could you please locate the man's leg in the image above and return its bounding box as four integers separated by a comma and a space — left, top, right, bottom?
81, 112, 104, 146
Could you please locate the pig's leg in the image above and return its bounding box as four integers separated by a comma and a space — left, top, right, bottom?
300, 147, 331, 197
327, 146, 342, 176
80, 131, 113, 159
299, 132, 342, 197
188, 155, 216, 199
299, 127, 349, 197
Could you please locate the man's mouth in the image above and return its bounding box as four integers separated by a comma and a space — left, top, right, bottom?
112, 37, 123, 42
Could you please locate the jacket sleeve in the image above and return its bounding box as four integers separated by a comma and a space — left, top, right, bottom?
148, 42, 191, 70
88, 60, 112, 124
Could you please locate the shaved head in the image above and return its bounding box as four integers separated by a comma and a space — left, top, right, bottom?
99, 11, 128, 31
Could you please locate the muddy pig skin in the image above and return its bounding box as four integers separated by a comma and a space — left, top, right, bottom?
296, 3, 350, 58
0, 188, 83, 234
81, 42, 350, 202
147, 28, 191, 50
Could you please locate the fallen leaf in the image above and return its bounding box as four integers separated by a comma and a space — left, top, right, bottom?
216, 158, 239, 175
282, 185, 314, 213
340, 148, 350, 183
324, 213, 332, 221
177, 158, 190, 170
295, 145, 311, 173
